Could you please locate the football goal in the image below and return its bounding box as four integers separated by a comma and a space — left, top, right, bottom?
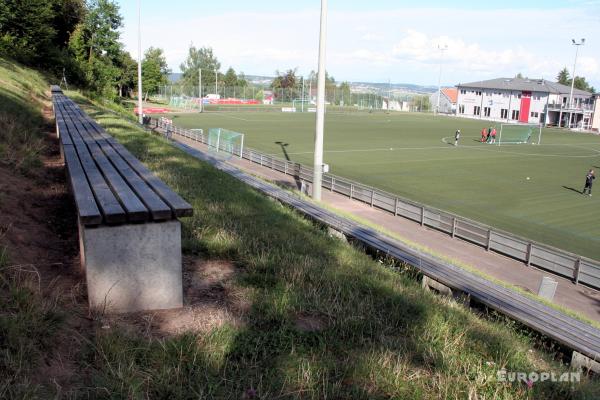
497, 123, 542, 145
292, 98, 311, 111
207, 128, 245, 158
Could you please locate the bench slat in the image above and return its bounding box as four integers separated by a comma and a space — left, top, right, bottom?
110, 141, 193, 217
97, 140, 173, 221
69, 125, 127, 224
62, 146, 102, 225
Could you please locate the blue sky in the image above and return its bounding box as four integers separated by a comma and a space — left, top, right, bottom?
117, 1, 600, 88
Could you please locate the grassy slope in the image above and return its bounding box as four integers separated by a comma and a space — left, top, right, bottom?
166, 110, 600, 261
70, 93, 599, 399
0, 59, 66, 398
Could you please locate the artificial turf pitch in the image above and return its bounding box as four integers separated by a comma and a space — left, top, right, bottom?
166, 109, 600, 261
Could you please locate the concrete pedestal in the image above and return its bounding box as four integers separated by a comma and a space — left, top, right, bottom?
79, 219, 183, 313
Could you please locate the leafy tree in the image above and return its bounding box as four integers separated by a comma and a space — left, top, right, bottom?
338, 81, 351, 106
515, 72, 524, 79
69, 0, 123, 98
223, 67, 238, 87
180, 45, 221, 92
115, 50, 137, 97
557, 67, 570, 85
237, 72, 248, 87
0, 0, 56, 65
142, 47, 169, 95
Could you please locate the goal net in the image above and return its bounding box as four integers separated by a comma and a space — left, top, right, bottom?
498, 123, 542, 145
207, 128, 245, 158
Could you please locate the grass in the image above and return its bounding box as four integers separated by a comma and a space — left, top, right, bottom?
0, 58, 50, 174
165, 109, 600, 261
63, 93, 600, 399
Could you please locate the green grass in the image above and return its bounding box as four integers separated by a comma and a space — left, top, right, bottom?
166, 110, 600, 261
0, 58, 50, 174
65, 94, 600, 399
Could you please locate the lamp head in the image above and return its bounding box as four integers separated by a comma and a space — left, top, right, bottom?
572, 39, 576, 44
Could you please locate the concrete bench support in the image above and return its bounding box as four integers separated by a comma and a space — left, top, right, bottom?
571, 351, 600, 373
79, 219, 183, 313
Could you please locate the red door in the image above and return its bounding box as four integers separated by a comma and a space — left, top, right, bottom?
519, 91, 531, 123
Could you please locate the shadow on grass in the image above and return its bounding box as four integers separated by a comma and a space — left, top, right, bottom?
74, 115, 598, 399
562, 185, 583, 195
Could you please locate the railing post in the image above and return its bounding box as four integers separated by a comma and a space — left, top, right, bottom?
526, 243, 533, 266
260, 154, 263, 166
284, 162, 288, 175
394, 197, 398, 216
451, 217, 457, 238
331, 177, 335, 192
486, 230, 492, 251
574, 258, 581, 285
350, 184, 354, 199
370, 189, 375, 207
420, 206, 425, 226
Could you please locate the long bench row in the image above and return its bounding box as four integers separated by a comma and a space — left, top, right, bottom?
51, 86, 192, 312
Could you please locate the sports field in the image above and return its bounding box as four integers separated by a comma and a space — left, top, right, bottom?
166, 109, 600, 261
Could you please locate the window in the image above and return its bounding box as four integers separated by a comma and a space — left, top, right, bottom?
533, 95, 541, 101
511, 110, 520, 120
502, 93, 509, 98
474, 106, 481, 116
517, 94, 522, 99
484, 107, 491, 117
530, 111, 539, 118
459, 104, 465, 114
501, 109, 508, 119
460, 89, 466, 95
476, 91, 482, 96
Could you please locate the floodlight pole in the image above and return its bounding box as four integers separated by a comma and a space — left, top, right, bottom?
137, 0, 143, 124
436, 44, 448, 116
215, 69, 218, 96
312, 0, 328, 201
198, 67, 203, 112
301, 76, 305, 112
568, 38, 584, 129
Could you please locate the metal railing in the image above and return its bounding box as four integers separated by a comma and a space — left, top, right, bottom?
151, 117, 600, 289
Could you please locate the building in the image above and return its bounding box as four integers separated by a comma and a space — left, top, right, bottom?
592, 94, 600, 132
430, 88, 457, 114
456, 77, 595, 129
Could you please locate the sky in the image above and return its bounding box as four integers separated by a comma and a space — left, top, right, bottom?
117, 0, 600, 88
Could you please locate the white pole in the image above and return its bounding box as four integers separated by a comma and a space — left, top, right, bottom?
215, 69, 218, 96
137, 0, 143, 124
301, 76, 305, 112
388, 79, 392, 110
199, 67, 203, 112
568, 38, 585, 129
312, 0, 328, 201
436, 44, 448, 115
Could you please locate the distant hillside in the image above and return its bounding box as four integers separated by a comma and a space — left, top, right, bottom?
169, 72, 435, 94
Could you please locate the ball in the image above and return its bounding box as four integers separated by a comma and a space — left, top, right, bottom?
526, 177, 530, 180
390, 147, 393, 150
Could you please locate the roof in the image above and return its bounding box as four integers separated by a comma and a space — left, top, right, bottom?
457, 77, 592, 96
441, 88, 458, 103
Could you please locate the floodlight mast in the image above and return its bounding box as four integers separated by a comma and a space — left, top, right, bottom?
137, 0, 143, 124
312, 0, 328, 201
567, 38, 584, 129
435, 44, 448, 116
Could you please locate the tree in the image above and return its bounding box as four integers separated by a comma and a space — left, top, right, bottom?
339, 82, 351, 106
115, 50, 137, 97
0, 0, 57, 65
557, 67, 570, 85
271, 68, 299, 101
180, 45, 221, 92
223, 67, 238, 87
515, 72, 524, 79
68, 0, 123, 98
142, 47, 169, 95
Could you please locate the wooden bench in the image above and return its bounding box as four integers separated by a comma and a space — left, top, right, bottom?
51, 87, 193, 313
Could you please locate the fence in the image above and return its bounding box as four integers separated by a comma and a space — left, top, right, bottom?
151, 118, 600, 290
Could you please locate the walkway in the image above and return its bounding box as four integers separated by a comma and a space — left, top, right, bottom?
172, 134, 600, 324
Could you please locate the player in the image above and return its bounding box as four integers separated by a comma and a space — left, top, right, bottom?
454, 129, 461, 146
490, 127, 497, 144
481, 127, 488, 142
583, 169, 595, 196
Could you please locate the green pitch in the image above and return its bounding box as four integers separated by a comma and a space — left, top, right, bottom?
167, 110, 600, 261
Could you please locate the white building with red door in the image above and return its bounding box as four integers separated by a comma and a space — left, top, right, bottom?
456, 77, 595, 129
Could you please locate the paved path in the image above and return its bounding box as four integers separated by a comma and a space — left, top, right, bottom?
174, 134, 600, 323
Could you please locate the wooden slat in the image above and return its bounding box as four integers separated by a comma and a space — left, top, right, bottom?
97, 140, 172, 221
62, 146, 102, 225
68, 124, 149, 223
69, 127, 126, 224
110, 141, 193, 217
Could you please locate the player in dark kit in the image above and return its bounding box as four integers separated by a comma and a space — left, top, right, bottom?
583, 169, 595, 196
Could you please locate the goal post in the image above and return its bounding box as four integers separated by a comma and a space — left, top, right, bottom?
497, 123, 542, 145
207, 128, 245, 158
